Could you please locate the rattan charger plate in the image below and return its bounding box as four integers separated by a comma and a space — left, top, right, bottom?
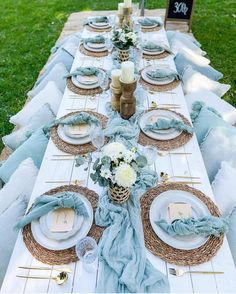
80, 44, 108, 58
143, 51, 170, 60
22, 185, 104, 265
138, 108, 193, 151
51, 111, 108, 155
141, 25, 162, 33
141, 182, 224, 265
67, 77, 103, 96
140, 75, 181, 92
84, 24, 112, 33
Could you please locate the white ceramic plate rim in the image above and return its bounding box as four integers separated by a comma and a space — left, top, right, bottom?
84, 42, 107, 53
89, 22, 111, 29
139, 109, 183, 140
141, 66, 175, 86
63, 123, 91, 139
149, 189, 210, 250
143, 48, 165, 56
57, 124, 92, 145
71, 75, 100, 89
31, 193, 94, 251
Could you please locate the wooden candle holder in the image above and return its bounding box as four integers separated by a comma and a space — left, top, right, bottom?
110, 85, 122, 112
119, 77, 137, 119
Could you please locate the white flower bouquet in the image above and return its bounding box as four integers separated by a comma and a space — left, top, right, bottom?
112, 26, 137, 50
90, 142, 147, 189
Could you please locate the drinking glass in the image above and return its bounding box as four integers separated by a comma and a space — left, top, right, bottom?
108, 14, 116, 30
105, 37, 113, 54
134, 46, 143, 70
75, 237, 98, 273
132, 3, 140, 17
143, 146, 157, 165
90, 126, 105, 157
98, 72, 109, 99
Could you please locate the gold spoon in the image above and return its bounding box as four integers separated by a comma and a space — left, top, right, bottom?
158, 151, 192, 157
16, 271, 68, 285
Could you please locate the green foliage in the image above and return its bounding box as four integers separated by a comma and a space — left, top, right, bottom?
0, 0, 235, 152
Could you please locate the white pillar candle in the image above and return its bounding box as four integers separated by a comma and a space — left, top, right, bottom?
121, 61, 135, 83
118, 3, 124, 14
124, 0, 132, 7
111, 69, 122, 88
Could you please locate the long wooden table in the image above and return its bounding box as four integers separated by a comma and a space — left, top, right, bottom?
1, 20, 236, 293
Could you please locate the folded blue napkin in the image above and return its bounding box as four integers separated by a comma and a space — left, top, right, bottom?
138, 18, 162, 27
65, 66, 100, 78
84, 16, 109, 25
82, 35, 105, 44
146, 68, 181, 81
142, 41, 173, 54
15, 191, 89, 229
144, 118, 193, 134
155, 215, 230, 237
95, 167, 169, 293
43, 112, 100, 135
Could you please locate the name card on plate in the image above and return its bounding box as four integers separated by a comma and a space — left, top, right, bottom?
51, 208, 75, 232
168, 202, 192, 222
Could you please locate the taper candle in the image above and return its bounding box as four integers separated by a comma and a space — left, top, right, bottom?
121, 61, 134, 83
118, 3, 124, 14
124, 0, 132, 8
111, 69, 122, 88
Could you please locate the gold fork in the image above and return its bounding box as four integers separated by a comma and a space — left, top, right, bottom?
45, 179, 85, 185
18, 266, 72, 273
169, 268, 224, 277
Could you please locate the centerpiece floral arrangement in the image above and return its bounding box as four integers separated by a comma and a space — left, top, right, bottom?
90, 142, 147, 203
112, 26, 137, 50
112, 26, 138, 62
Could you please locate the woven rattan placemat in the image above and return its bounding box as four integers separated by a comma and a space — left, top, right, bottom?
67, 77, 103, 96
140, 182, 224, 265
138, 109, 193, 151
22, 185, 104, 265
140, 76, 181, 92
80, 44, 108, 58
51, 111, 108, 155
141, 25, 162, 33
143, 51, 170, 60
84, 24, 112, 33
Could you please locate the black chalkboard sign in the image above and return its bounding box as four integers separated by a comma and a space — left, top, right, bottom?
165, 0, 196, 32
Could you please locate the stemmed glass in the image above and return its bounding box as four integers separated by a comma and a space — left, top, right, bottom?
132, 3, 140, 17
75, 237, 98, 273
105, 37, 113, 54
134, 46, 143, 71
98, 72, 109, 99
108, 14, 116, 30
90, 126, 105, 157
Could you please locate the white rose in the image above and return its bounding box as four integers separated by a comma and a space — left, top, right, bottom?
114, 163, 137, 188
103, 142, 127, 160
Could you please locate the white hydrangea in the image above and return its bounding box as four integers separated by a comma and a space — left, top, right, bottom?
100, 167, 112, 179
103, 142, 127, 161
114, 163, 137, 188
123, 150, 135, 163
119, 33, 126, 43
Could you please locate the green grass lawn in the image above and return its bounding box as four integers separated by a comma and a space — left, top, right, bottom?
0, 0, 235, 152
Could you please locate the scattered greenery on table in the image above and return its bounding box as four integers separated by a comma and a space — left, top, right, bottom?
0, 0, 235, 152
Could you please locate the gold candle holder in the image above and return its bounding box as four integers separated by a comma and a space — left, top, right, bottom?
119, 77, 137, 119
110, 85, 122, 112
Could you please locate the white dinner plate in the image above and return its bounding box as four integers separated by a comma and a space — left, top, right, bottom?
143, 48, 164, 56
71, 75, 100, 89
139, 109, 182, 140
31, 193, 94, 251
84, 42, 107, 53
141, 66, 175, 86
89, 22, 111, 29
39, 211, 84, 241
140, 23, 158, 29
57, 124, 92, 145
63, 123, 91, 139
149, 189, 210, 250
87, 42, 106, 49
